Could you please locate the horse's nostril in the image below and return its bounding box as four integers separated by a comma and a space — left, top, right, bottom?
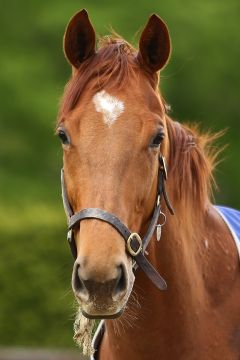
113, 264, 127, 298
72, 261, 128, 302
72, 264, 87, 295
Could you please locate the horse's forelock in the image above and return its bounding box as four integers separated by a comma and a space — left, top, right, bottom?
57, 35, 157, 123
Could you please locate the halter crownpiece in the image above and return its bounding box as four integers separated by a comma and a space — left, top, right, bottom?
61, 155, 174, 291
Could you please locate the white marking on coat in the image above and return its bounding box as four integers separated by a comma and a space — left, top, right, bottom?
92, 90, 124, 126
204, 239, 209, 249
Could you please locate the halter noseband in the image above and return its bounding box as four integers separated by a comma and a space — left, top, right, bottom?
61, 155, 174, 291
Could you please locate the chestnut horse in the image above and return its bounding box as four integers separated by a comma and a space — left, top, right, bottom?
57, 9, 240, 360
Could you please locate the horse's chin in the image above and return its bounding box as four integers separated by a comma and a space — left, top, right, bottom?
77, 292, 130, 320
76, 273, 135, 320
82, 308, 124, 319
79, 300, 126, 319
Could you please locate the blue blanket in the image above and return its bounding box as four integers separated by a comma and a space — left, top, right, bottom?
215, 205, 240, 256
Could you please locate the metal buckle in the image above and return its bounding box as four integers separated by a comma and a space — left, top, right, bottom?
159, 156, 168, 180
127, 233, 142, 257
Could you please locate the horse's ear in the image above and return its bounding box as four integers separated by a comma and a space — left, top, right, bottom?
63, 9, 96, 68
138, 14, 171, 72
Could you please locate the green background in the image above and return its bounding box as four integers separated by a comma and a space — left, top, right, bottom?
0, 0, 239, 348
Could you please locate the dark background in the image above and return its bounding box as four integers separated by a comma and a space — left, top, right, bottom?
0, 0, 239, 349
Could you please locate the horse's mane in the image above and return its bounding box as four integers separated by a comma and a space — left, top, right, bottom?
166, 118, 222, 209
58, 35, 222, 210
58, 35, 157, 122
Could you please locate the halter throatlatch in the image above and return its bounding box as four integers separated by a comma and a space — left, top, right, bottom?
61, 155, 174, 291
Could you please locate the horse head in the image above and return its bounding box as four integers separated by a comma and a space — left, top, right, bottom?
57, 9, 171, 319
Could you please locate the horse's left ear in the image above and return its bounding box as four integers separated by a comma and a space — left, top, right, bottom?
138, 14, 171, 72
63, 9, 96, 68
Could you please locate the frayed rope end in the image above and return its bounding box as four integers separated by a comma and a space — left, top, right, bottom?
73, 308, 95, 357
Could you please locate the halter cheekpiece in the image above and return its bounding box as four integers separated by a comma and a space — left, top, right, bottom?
61, 155, 174, 291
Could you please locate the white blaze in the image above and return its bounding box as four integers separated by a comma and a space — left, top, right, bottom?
92, 90, 125, 126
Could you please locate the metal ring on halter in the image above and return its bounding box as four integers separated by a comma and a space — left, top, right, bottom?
127, 233, 142, 257
158, 211, 166, 226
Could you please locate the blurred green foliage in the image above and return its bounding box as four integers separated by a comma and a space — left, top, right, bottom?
0, 0, 239, 348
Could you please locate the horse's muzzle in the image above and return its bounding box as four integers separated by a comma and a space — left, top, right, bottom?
72, 259, 129, 317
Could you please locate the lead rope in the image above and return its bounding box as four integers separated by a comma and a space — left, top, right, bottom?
73, 308, 95, 357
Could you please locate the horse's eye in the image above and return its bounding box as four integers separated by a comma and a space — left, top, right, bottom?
57, 128, 70, 145
150, 131, 165, 148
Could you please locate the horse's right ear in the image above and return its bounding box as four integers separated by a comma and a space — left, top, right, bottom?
63, 9, 96, 68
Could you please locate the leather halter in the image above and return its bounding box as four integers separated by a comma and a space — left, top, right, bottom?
61, 155, 174, 291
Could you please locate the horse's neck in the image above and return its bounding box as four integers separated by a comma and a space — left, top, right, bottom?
103, 208, 208, 359
140, 209, 206, 316
100, 118, 240, 358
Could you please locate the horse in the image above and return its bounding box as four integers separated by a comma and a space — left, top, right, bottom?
57, 9, 240, 360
